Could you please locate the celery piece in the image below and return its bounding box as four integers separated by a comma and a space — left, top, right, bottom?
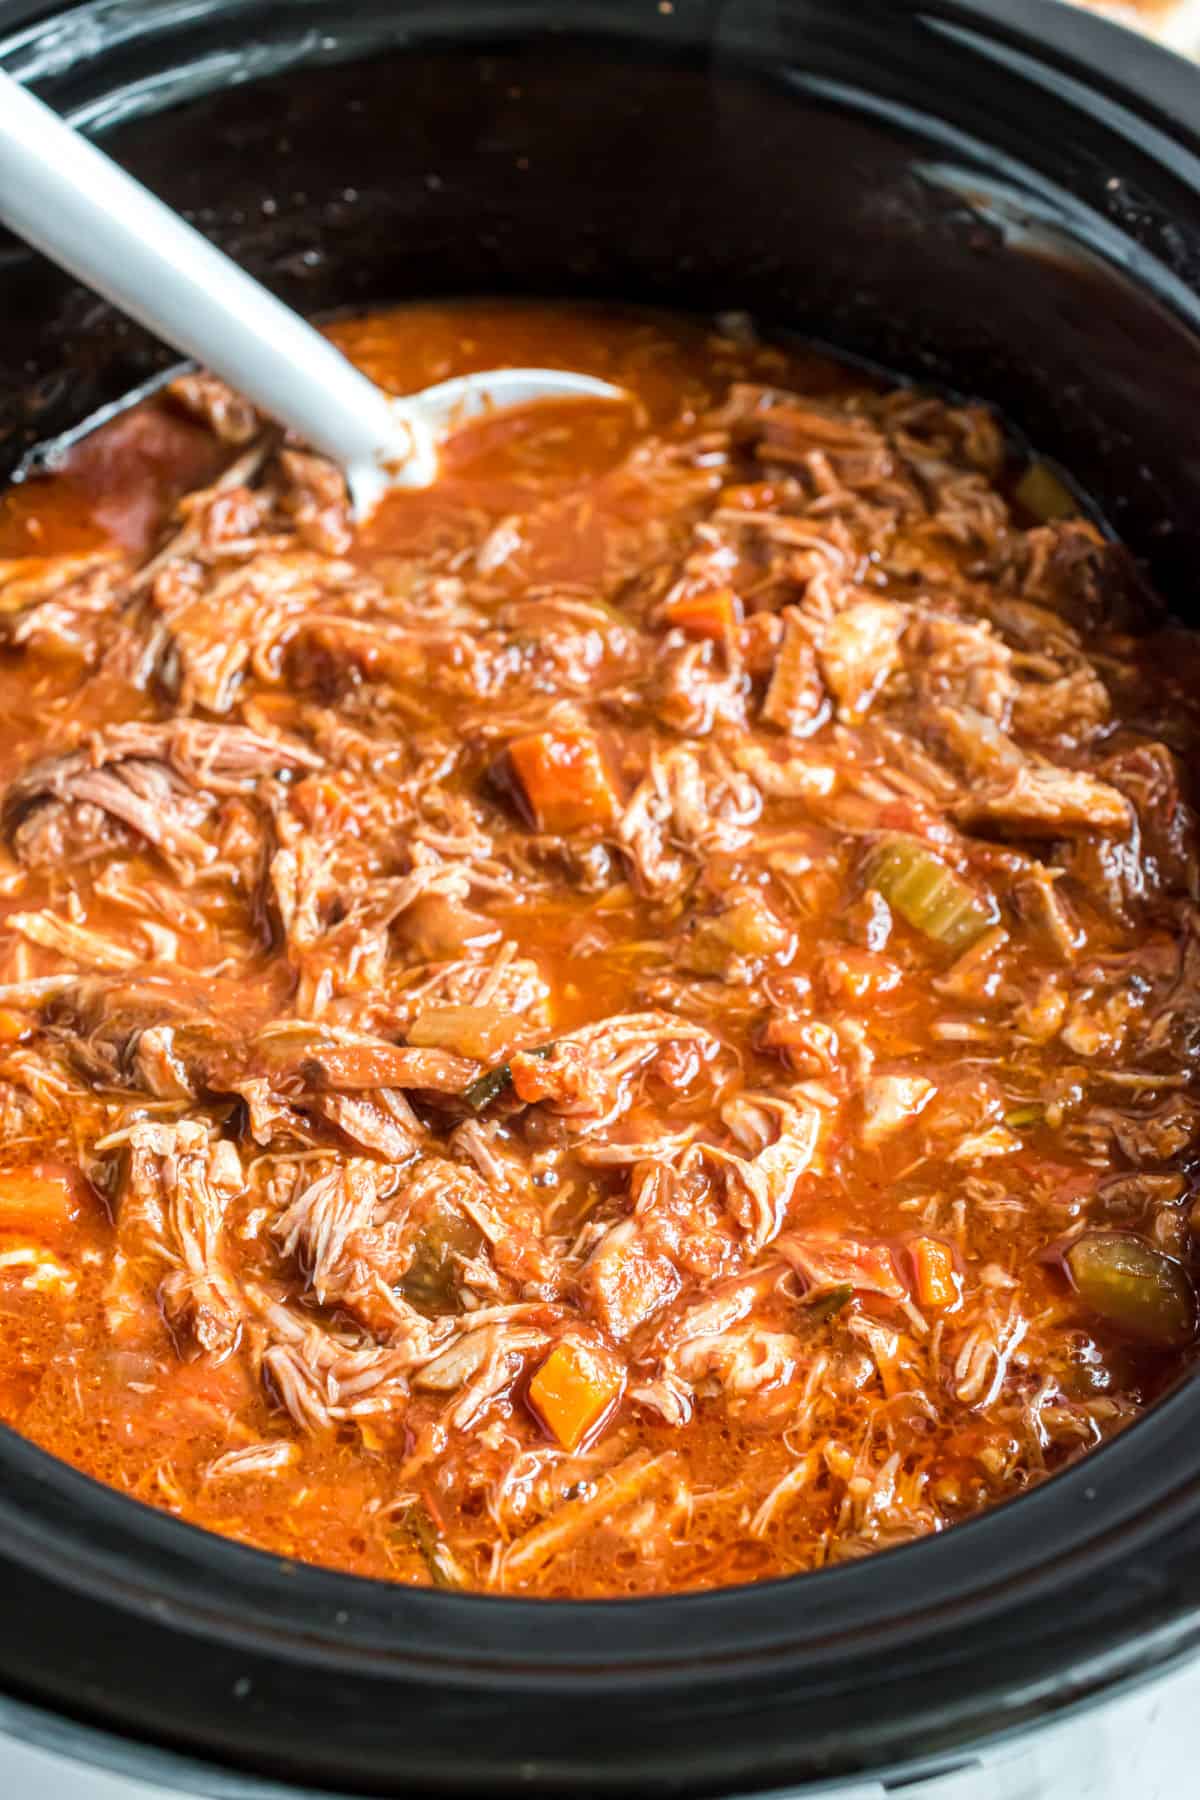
1067, 1233, 1195, 1350
868, 836, 997, 952
1015, 460, 1076, 523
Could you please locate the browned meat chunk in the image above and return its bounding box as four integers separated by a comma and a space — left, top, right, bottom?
761, 608, 826, 734
953, 764, 1130, 838
579, 1221, 681, 1341
818, 599, 907, 721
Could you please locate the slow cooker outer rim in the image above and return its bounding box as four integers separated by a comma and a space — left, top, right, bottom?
4, 0, 1200, 156
2, 1622, 1200, 1800
2, 0, 1200, 1791
3, 1354, 1200, 1680
3, 1409, 1200, 1797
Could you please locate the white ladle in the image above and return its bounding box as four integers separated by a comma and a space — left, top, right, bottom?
0, 71, 624, 515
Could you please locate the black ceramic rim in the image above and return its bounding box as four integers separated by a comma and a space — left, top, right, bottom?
1, 1, 1200, 1792
1, 1343, 1200, 1677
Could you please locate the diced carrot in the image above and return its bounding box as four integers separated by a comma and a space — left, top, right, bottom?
0, 1164, 82, 1233
0, 1009, 29, 1043
528, 1338, 624, 1452
662, 587, 742, 640
911, 1237, 960, 1310
506, 730, 618, 834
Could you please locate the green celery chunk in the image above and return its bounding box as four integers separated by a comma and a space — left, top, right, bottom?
462, 1061, 514, 1112
399, 1202, 484, 1311
868, 836, 998, 952
1015, 460, 1077, 523
1066, 1233, 1195, 1350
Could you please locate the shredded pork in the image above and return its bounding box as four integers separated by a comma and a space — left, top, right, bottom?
0, 302, 1196, 1599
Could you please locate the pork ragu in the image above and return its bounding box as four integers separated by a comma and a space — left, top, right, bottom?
0, 300, 1197, 1597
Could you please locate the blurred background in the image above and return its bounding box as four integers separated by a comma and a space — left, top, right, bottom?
1070, 0, 1200, 52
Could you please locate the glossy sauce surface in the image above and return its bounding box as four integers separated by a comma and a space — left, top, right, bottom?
0, 301, 1196, 1597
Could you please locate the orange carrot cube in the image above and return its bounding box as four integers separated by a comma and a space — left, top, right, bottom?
911, 1236, 960, 1309
662, 587, 742, 640
506, 730, 618, 833
528, 1338, 623, 1451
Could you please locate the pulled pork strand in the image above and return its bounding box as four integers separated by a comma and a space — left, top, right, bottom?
0, 300, 1195, 1598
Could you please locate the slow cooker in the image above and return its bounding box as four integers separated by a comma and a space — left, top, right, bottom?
3, 2, 1200, 1795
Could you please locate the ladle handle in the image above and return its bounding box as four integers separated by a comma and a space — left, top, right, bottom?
0, 71, 404, 478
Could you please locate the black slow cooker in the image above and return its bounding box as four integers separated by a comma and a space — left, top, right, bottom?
2, 2, 1200, 1795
